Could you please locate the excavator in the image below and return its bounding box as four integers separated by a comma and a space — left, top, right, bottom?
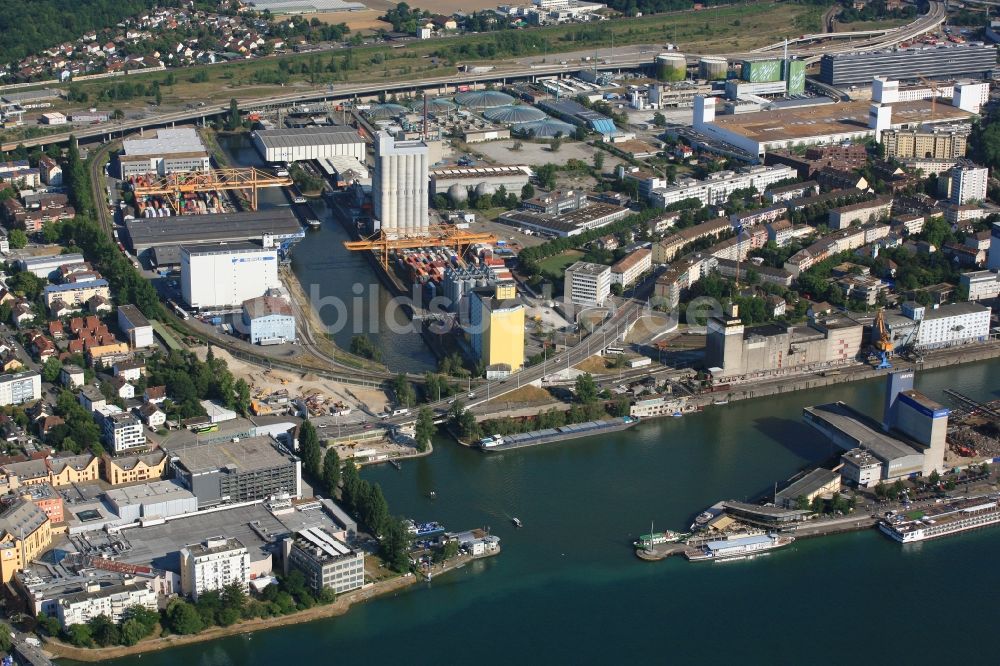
873, 308, 893, 370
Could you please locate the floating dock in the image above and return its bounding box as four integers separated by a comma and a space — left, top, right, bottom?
477, 417, 640, 453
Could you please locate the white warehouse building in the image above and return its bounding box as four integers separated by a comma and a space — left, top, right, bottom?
904, 301, 992, 350
252, 126, 366, 163
181, 241, 280, 309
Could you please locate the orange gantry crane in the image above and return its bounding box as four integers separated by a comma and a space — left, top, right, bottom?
343, 225, 497, 271
131, 167, 292, 212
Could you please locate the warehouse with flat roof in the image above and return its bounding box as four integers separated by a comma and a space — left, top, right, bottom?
124, 209, 304, 258
252, 126, 365, 163
693, 96, 973, 156
167, 435, 301, 507
118, 128, 210, 178
803, 402, 925, 480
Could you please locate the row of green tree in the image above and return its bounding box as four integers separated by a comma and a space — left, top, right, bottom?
297, 420, 411, 570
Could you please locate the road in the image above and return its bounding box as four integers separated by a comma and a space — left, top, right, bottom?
3, 2, 947, 151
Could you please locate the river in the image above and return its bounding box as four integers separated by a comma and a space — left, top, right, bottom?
216, 133, 436, 373
102, 359, 1000, 666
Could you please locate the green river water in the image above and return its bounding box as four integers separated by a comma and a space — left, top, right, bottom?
101, 359, 999, 666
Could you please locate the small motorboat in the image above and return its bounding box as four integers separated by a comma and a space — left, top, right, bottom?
512, 517, 523, 528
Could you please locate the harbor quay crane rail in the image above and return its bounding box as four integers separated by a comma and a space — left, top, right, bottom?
131, 167, 293, 212
343, 226, 498, 271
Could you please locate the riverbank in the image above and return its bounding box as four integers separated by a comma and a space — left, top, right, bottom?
42, 551, 479, 662
691, 340, 1000, 409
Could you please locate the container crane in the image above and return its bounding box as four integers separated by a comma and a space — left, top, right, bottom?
343, 225, 498, 271
131, 167, 292, 213
873, 307, 893, 370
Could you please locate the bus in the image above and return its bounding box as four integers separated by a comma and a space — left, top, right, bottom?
192, 423, 219, 434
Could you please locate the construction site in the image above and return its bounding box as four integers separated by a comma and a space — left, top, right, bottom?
945, 390, 1000, 461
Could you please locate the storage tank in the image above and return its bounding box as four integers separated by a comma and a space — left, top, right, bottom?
475, 182, 496, 198
655, 53, 687, 82
699, 57, 728, 81
448, 184, 468, 204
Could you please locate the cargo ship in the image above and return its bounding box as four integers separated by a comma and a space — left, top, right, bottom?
476, 417, 639, 452
878, 495, 1000, 543
686, 533, 794, 562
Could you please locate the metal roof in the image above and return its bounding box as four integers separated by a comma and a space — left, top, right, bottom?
411, 97, 457, 112
122, 128, 207, 157
455, 90, 515, 109
483, 105, 547, 124
253, 126, 363, 149
125, 210, 303, 250
517, 118, 576, 138
366, 103, 409, 119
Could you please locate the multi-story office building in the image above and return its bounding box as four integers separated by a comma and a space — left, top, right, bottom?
180, 537, 250, 601
283, 527, 365, 595
181, 241, 279, 309
819, 44, 997, 86
469, 283, 525, 373
373, 131, 429, 237
564, 262, 612, 307
0, 371, 40, 407
950, 165, 989, 204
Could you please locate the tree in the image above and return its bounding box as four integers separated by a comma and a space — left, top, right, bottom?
511, 141, 523, 152
549, 136, 562, 153
120, 618, 149, 646
928, 470, 941, 486
521, 183, 535, 201
574, 373, 598, 404
221, 581, 247, 616
41, 357, 62, 383
414, 406, 435, 452
593, 150, 605, 172
392, 373, 415, 408
88, 614, 119, 646
0, 624, 10, 652
110, 108, 124, 120
166, 599, 203, 635
299, 419, 323, 480
794, 495, 810, 511
323, 448, 340, 496
64, 623, 93, 647
652, 112, 666, 127
380, 516, 411, 572
610, 283, 624, 297
810, 496, 825, 514
234, 378, 251, 416
9, 228, 27, 248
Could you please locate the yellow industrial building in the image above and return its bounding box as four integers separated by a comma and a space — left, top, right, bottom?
470, 282, 525, 375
